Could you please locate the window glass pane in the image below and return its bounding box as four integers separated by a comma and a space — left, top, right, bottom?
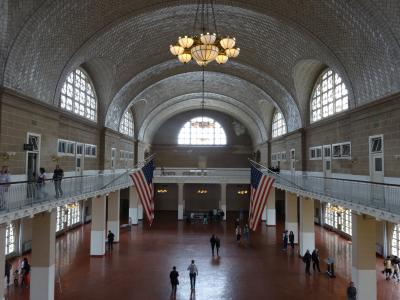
375, 157, 383, 172
178, 117, 226, 146
272, 111, 287, 138
341, 143, 351, 157
119, 110, 134, 137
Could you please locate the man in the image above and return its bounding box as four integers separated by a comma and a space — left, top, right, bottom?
128, 217, 132, 231
215, 236, 221, 256
289, 231, 295, 250
5, 260, 11, 286
283, 230, 288, 251
210, 234, 216, 256
107, 230, 115, 252
312, 249, 321, 272
187, 260, 198, 291
303, 250, 312, 275
169, 266, 179, 296
52, 164, 64, 198
346, 281, 357, 300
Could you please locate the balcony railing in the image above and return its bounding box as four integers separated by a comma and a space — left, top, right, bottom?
154, 167, 250, 178
0, 171, 133, 214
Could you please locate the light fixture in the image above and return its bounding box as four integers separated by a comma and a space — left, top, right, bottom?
327, 204, 347, 214
157, 187, 168, 194
237, 190, 248, 195
169, 0, 239, 66
197, 188, 208, 194
66, 202, 79, 209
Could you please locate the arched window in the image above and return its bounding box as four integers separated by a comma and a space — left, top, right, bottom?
119, 110, 134, 137
272, 110, 287, 138
392, 224, 400, 256
5, 223, 15, 254
310, 69, 348, 123
60, 68, 97, 121
178, 117, 227, 145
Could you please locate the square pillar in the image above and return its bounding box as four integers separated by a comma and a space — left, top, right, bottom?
178, 183, 184, 220
266, 187, 276, 226
285, 191, 298, 243
107, 190, 120, 242
352, 214, 377, 300
90, 195, 106, 256
30, 210, 56, 300
220, 183, 227, 221
299, 197, 315, 256
129, 186, 138, 225
0, 224, 5, 300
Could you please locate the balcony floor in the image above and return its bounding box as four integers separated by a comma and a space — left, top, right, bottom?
6, 212, 400, 300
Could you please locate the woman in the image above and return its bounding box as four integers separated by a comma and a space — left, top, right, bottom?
36, 168, 47, 199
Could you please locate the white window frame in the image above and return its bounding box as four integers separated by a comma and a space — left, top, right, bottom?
272, 110, 287, 138
309, 146, 323, 160
5, 223, 16, 255
369, 134, 384, 155
84, 144, 97, 158
57, 139, 76, 156
332, 142, 351, 159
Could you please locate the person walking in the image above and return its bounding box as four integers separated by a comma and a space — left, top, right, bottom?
169, 266, 179, 296
5, 260, 11, 286
384, 256, 392, 280
210, 234, 216, 256
346, 281, 357, 300
21, 258, 30, 287
128, 217, 132, 231
187, 260, 198, 291
107, 230, 115, 252
312, 249, 321, 273
392, 260, 400, 282
289, 231, 295, 250
235, 226, 242, 244
36, 167, 47, 199
243, 224, 250, 243
0, 166, 10, 210
283, 230, 288, 251
52, 164, 64, 198
303, 250, 312, 275
215, 236, 221, 256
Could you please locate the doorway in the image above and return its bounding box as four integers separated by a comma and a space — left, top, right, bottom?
76, 143, 84, 176
323, 145, 332, 178
26, 133, 41, 181
290, 149, 296, 175
369, 135, 384, 202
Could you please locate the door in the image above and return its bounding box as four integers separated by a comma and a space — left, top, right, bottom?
290, 149, 296, 175
323, 145, 332, 178
369, 135, 384, 202
76, 143, 84, 176
26, 133, 41, 199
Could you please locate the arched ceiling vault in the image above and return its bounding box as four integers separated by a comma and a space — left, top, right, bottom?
2, 1, 400, 136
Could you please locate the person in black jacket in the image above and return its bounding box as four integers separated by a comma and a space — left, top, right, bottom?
215, 236, 221, 256
312, 249, 321, 272
346, 281, 357, 300
169, 266, 179, 296
210, 234, 216, 256
52, 164, 64, 198
289, 231, 295, 250
107, 230, 115, 252
303, 250, 312, 275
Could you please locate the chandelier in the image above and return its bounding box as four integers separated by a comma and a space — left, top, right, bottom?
169, 0, 240, 66
197, 188, 208, 194
327, 204, 347, 214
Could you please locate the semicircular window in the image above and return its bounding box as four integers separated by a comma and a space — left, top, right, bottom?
60, 68, 97, 121
310, 69, 348, 123
272, 110, 287, 138
178, 117, 227, 145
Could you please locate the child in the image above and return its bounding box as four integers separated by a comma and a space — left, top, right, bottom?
13, 269, 19, 286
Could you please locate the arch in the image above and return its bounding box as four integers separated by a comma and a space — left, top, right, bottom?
271, 109, 287, 138
60, 68, 97, 122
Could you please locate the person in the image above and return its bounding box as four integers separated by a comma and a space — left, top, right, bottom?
52, 164, 64, 198
215, 236, 221, 256
210, 234, 216, 256
169, 266, 179, 296
234, 218, 239, 228
289, 231, 295, 249
36, 167, 47, 199
303, 250, 312, 275
187, 260, 198, 291
243, 224, 250, 243
392, 259, 400, 282
282, 230, 288, 251
312, 249, 321, 273
107, 230, 115, 252
5, 260, 11, 286
21, 257, 30, 287
203, 214, 208, 224
128, 217, 132, 231
384, 256, 392, 280
235, 226, 242, 244
346, 281, 357, 300
0, 166, 10, 209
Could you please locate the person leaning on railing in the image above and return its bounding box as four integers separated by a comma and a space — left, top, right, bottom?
0, 166, 10, 209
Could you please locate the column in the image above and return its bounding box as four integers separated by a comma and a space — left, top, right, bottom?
299, 197, 315, 256
220, 183, 227, 221
0, 224, 5, 300
178, 183, 184, 220
30, 210, 56, 300
352, 214, 377, 300
129, 186, 139, 225
266, 187, 276, 226
285, 191, 298, 243
107, 190, 120, 242
90, 195, 106, 256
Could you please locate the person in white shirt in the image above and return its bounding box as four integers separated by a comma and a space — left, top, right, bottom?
187, 260, 198, 291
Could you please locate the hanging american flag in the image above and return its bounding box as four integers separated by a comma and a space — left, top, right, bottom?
129, 160, 155, 226
249, 164, 275, 231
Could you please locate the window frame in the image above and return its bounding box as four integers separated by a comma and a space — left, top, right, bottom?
119, 109, 134, 137
84, 144, 97, 158
271, 110, 287, 138
5, 223, 16, 255
177, 117, 227, 146
57, 139, 76, 156
332, 142, 351, 159
309, 146, 323, 160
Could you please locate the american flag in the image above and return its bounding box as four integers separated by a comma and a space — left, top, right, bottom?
249, 165, 275, 231
129, 160, 155, 226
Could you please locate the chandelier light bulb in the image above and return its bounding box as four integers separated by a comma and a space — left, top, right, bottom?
178, 36, 194, 48
200, 32, 217, 45
191, 44, 219, 63
178, 51, 192, 63
215, 53, 228, 64
225, 47, 240, 58
220, 36, 236, 49
170, 44, 185, 56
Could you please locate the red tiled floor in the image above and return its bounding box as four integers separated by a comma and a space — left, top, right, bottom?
5, 212, 400, 299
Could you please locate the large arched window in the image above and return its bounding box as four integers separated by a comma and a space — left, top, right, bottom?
178, 117, 227, 145
60, 68, 97, 121
310, 69, 348, 123
392, 224, 400, 256
272, 110, 287, 138
119, 110, 134, 137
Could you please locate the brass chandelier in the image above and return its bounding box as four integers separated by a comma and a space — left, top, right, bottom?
169, 0, 240, 66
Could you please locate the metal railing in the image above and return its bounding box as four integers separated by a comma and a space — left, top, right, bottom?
154, 167, 250, 178
0, 171, 133, 214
